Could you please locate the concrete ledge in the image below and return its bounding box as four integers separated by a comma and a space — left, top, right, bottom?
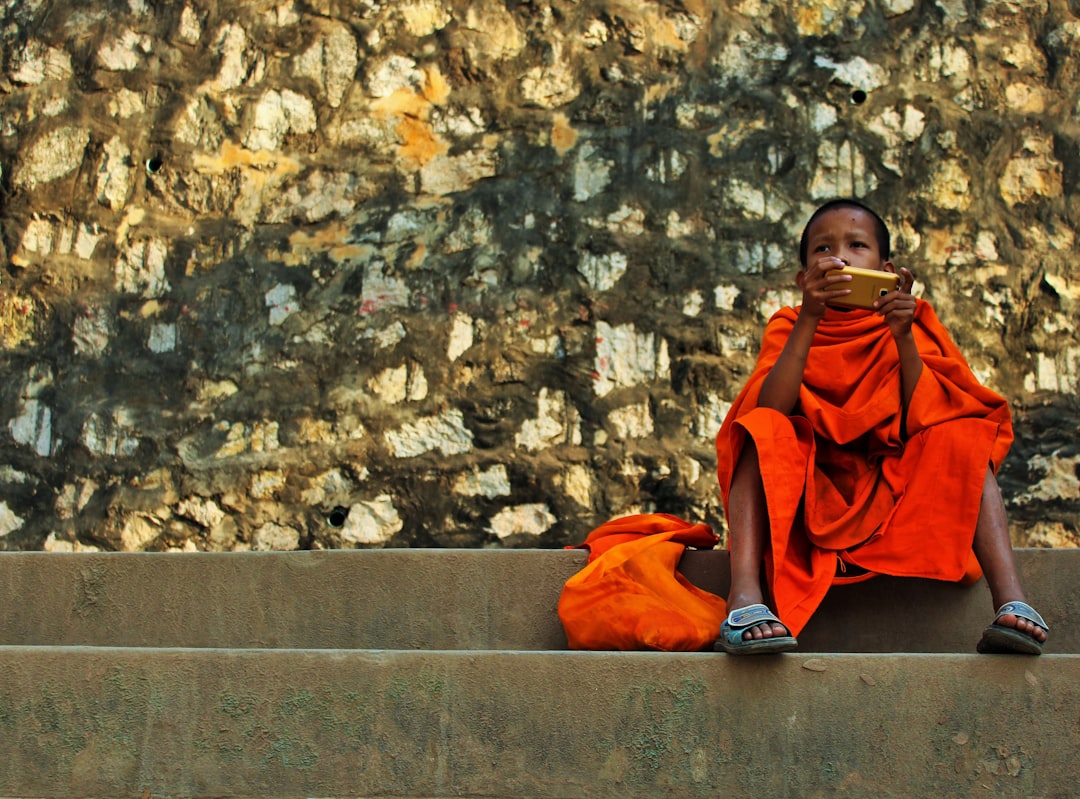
1, 646, 1076, 799
0, 549, 581, 650
1, 549, 1076, 652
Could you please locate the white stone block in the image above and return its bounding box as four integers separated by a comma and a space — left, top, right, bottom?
0, 502, 24, 538
385, 409, 474, 458
176, 497, 226, 529
13, 126, 89, 190
572, 142, 612, 201
453, 465, 512, 498
578, 250, 628, 292
266, 283, 298, 326
10, 398, 52, 457
447, 314, 474, 361
252, 522, 301, 551
148, 323, 177, 353
488, 503, 556, 539
516, 388, 581, 451
98, 29, 147, 71
340, 495, 403, 545
593, 321, 669, 397
608, 402, 653, 440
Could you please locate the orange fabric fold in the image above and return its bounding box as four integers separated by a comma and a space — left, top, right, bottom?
716, 301, 1011, 637
558, 513, 726, 651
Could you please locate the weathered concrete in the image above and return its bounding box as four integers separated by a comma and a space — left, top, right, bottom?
1, 548, 1075, 798
1, 548, 1076, 652
1, 646, 1076, 799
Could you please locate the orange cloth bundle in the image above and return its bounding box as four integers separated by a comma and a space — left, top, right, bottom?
558, 513, 727, 651
716, 300, 1012, 636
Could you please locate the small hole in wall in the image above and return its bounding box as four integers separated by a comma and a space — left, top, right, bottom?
327, 506, 349, 527
145, 156, 164, 174
851, 90, 868, 105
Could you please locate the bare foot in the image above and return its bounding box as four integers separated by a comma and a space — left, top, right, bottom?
994, 610, 1047, 644
978, 601, 1048, 655
739, 619, 791, 641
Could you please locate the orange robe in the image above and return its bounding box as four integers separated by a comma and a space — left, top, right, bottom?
716, 300, 1012, 637
558, 513, 727, 651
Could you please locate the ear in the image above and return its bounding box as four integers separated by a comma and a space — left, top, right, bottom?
882, 260, 897, 274
795, 268, 808, 289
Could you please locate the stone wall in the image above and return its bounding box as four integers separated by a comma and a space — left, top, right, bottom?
0, 0, 1077, 552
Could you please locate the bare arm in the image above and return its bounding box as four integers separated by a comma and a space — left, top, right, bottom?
758, 256, 853, 414
874, 266, 921, 409
757, 313, 817, 413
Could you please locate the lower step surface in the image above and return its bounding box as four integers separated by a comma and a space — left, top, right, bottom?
2, 647, 1076, 799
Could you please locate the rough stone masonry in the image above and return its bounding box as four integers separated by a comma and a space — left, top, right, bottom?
0, 0, 1077, 552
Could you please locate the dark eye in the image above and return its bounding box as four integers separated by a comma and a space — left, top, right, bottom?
814, 244, 830, 252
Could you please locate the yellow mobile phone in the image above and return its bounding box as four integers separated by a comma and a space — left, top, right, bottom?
826, 266, 901, 309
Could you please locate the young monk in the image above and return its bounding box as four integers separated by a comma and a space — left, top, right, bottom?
714, 198, 1049, 655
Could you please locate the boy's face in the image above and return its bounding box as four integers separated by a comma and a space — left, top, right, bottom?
802, 207, 894, 274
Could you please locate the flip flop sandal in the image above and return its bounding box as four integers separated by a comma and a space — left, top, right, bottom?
977, 600, 1048, 655
715, 603, 798, 655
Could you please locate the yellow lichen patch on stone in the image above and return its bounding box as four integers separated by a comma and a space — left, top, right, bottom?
421, 65, 451, 106
654, 14, 692, 51
288, 222, 350, 251
551, 113, 578, 156
193, 141, 303, 178
271, 223, 375, 266
397, 115, 449, 166
328, 243, 375, 264
795, 6, 826, 36
405, 242, 427, 269
372, 66, 452, 168
793, 0, 863, 37
0, 291, 36, 348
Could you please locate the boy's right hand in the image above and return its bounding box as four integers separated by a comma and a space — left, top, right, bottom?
797, 256, 853, 318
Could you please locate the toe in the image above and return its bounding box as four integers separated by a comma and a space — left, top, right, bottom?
999, 613, 1047, 643
742, 623, 765, 641
742, 622, 786, 641
1020, 617, 1048, 643
743, 621, 789, 640
769, 621, 790, 638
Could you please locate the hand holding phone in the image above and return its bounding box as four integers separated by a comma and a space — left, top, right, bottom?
826, 266, 901, 309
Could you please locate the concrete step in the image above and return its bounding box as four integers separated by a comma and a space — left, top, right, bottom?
1, 548, 1076, 652
2, 548, 1075, 798
2, 646, 1077, 799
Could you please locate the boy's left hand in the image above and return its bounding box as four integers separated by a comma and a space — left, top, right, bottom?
873, 267, 916, 337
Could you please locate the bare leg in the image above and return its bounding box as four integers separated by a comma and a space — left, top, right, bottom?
972, 467, 1047, 643
726, 439, 791, 641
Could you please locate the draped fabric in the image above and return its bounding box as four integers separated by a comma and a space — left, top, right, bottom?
716, 300, 1012, 637
558, 513, 727, 651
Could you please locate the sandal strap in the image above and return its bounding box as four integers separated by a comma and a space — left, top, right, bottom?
994, 601, 1048, 632
726, 603, 783, 630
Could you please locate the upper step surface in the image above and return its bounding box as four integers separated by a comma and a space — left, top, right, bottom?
1, 548, 1074, 652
